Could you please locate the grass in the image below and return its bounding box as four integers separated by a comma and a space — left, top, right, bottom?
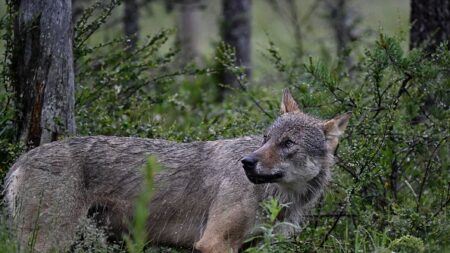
125, 157, 160, 253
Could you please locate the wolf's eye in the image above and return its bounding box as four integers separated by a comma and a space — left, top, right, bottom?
283, 139, 295, 148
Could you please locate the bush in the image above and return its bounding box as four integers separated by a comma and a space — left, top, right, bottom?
389, 235, 425, 253
260, 35, 449, 252
0, 1, 448, 252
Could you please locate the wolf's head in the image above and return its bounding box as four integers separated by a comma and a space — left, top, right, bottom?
242, 89, 350, 190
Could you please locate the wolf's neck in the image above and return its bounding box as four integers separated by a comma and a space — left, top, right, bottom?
260, 168, 330, 232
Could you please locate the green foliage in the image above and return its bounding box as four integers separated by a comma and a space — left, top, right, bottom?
125, 156, 160, 253
75, 31, 269, 141
0, 140, 24, 180
74, 0, 122, 56
0, 212, 17, 253
276, 35, 449, 252
389, 235, 425, 253
71, 217, 121, 253
0, 0, 448, 252
75, 28, 177, 137
222, 35, 448, 253
245, 199, 300, 253
0, 1, 23, 178
263, 198, 284, 224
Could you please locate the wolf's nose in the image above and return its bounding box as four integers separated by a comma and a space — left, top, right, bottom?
241, 156, 258, 171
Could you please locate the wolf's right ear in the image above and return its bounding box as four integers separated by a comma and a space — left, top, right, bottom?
280, 88, 300, 114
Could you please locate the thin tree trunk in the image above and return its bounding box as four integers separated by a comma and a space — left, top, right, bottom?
221, 0, 251, 91
285, 0, 303, 57
72, 0, 88, 24
325, 0, 359, 66
13, 0, 76, 148
410, 0, 450, 53
327, 0, 350, 56
124, 0, 140, 51
175, 1, 202, 66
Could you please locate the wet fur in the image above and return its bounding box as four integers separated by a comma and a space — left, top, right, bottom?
4, 90, 348, 253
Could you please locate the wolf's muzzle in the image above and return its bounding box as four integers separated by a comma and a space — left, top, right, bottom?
241, 155, 283, 184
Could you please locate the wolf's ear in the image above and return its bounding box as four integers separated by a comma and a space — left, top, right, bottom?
323, 112, 351, 152
280, 88, 300, 114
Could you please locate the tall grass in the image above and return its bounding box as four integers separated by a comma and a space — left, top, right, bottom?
125, 156, 160, 253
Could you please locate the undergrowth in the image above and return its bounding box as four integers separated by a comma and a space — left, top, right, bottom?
0, 0, 448, 252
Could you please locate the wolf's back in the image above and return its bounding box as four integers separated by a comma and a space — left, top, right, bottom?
4, 137, 148, 215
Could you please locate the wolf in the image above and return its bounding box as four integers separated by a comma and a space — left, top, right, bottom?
4, 89, 350, 253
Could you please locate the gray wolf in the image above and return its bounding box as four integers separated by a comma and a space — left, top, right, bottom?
4, 89, 350, 252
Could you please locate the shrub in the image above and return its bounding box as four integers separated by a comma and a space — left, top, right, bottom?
0, 0, 448, 251
389, 235, 425, 253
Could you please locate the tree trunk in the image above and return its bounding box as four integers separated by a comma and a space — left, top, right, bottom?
409, 0, 449, 124
13, 0, 76, 148
175, 1, 202, 66
124, 0, 140, 51
72, 0, 89, 24
327, 0, 350, 55
410, 0, 450, 53
221, 0, 251, 91
325, 0, 359, 67
285, 0, 303, 57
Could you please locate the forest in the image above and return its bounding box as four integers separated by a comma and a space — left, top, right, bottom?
0, 0, 449, 252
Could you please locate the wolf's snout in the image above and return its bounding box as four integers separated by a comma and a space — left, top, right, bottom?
241, 155, 258, 171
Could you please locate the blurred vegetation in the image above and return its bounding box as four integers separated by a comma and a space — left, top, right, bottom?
125, 157, 160, 253
0, 0, 448, 252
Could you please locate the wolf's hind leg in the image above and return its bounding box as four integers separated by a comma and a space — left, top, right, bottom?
17, 194, 89, 253
12, 170, 88, 252
14, 197, 88, 252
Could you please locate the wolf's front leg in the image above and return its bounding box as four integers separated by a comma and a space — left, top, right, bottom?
194, 205, 249, 253
194, 189, 257, 253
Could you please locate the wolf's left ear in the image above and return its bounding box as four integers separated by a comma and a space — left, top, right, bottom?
323, 112, 351, 152
280, 88, 301, 114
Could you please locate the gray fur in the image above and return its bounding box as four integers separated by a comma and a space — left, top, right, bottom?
4, 97, 347, 252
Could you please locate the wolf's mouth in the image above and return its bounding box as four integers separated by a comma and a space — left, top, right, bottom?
244, 171, 284, 184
